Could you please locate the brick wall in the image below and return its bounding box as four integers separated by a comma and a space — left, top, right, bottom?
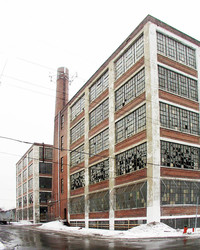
89, 118, 109, 138
70, 110, 85, 128
160, 128, 200, 145
115, 168, 147, 186
70, 187, 84, 197
89, 211, 109, 219
114, 57, 144, 89
115, 208, 146, 218
89, 89, 109, 111
70, 162, 84, 174
157, 54, 197, 77
161, 167, 200, 179
70, 213, 85, 219
89, 180, 109, 192
161, 206, 197, 216
115, 92, 146, 120
115, 130, 146, 153
159, 90, 199, 111
89, 149, 109, 165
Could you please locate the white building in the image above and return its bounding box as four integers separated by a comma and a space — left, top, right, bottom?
16, 143, 53, 223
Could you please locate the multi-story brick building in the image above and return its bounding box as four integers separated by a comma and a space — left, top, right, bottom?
52, 15, 200, 230
16, 143, 53, 223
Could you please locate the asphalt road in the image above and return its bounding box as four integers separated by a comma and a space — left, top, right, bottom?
1, 225, 200, 250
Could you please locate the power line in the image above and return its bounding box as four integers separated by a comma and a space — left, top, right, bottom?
0, 135, 114, 161
16, 56, 56, 72
3, 74, 55, 92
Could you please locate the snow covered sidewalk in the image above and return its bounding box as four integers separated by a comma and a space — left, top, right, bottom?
37, 221, 200, 239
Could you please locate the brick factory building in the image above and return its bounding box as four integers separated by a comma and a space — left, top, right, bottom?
16, 143, 53, 223
52, 15, 200, 230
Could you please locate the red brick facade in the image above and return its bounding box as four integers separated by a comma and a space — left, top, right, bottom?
52, 16, 200, 227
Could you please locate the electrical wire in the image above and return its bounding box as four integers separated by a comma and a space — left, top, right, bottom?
0, 135, 114, 162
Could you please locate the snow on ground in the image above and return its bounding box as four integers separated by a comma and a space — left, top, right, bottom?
37, 221, 200, 239
0, 241, 5, 250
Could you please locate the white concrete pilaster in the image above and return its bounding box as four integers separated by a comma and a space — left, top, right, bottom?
84, 88, 90, 229
108, 62, 115, 230
33, 146, 40, 223
144, 23, 161, 223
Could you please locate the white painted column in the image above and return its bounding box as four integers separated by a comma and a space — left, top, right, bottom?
108, 62, 115, 230
33, 146, 40, 223
144, 23, 161, 223
84, 87, 90, 229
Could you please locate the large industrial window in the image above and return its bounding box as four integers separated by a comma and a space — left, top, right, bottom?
28, 164, 33, 176
61, 157, 64, 172
28, 193, 33, 204
158, 66, 198, 101
18, 186, 21, 197
161, 179, 200, 205
23, 156, 27, 167
161, 141, 199, 169
89, 98, 109, 129
61, 178, 64, 193
89, 129, 109, 156
157, 32, 196, 69
160, 102, 199, 135
115, 68, 145, 111
39, 162, 52, 174
115, 182, 147, 210
28, 150, 33, 163
115, 35, 144, 80
61, 114, 64, 129
70, 144, 85, 167
89, 190, 109, 212
28, 178, 33, 190
39, 147, 53, 160
23, 209, 27, 219
89, 159, 109, 184
39, 177, 52, 189
23, 169, 27, 181
116, 143, 147, 176
18, 198, 22, 208
45, 148, 53, 159
23, 195, 27, 206
70, 196, 85, 214
71, 95, 85, 121
23, 182, 27, 194
89, 70, 109, 103
40, 192, 51, 204
28, 207, 33, 220
60, 136, 64, 150
70, 119, 85, 144
70, 170, 85, 190
18, 174, 21, 185
17, 161, 22, 174
115, 104, 146, 143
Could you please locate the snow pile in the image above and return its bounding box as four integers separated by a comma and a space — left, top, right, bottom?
38, 221, 186, 239
39, 220, 64, 230
39, 221, 81, 232
0, 241, 5, 250
123, 221, 182, 238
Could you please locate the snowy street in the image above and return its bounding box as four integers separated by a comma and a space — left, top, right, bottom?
1, 222, 200, 249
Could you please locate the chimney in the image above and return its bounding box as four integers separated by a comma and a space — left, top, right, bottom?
55, 67, 69, 116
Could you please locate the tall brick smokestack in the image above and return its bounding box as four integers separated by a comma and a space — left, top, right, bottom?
55, 67, 69, 116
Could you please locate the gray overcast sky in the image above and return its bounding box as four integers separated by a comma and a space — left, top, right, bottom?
0, 0, 199, 210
